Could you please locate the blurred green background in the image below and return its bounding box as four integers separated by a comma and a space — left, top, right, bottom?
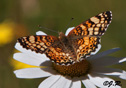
0, 0, 126, 88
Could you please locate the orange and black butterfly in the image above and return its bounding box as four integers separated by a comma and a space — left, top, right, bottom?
16, 11, 112, 65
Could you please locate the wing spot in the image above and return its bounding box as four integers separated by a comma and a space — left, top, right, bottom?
28, 43, 32, 45
92, 24, 95, 27
42, 37, 47, 42
79, 44, 85, 49
94, 32, 98, 35
40, 42, 44, 46
40, 48, 44, 51
86, 21, 92, 27
37, 45, 41, 48
104, 14, 107, 17
89, 31, 93, 35
105, 20, 108, 24
46, 42, 51, 46
33, 44, 36, 46
43, 45, 47, 48
80, 24, 86, 29
90, 17, 100, 24
94, 28, 99, 31
101, 17, 105, 21
98, 13, 103, 17
88, 28, 93, 31
29, 36, 35, 43
96, 24, 101, 27
100, 21, 104, 23
102, 24, 105, 27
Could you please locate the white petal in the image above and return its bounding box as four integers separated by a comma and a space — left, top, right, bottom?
88, 74, 121, 88
119, 70, 126, 80
50, 76, 72, 88
38, 75, 61, 88
92, 67, 126, 80
102, 69, 126, 80
65, 27, 75, 36
36, 31, 47, 35
89, 48, 121, 60
70, 81, 81, 88
82, 79, 97, 88
13, 53, 49, 66
119, 57, 126, 63
14, 68, 53, 78
15, 43, 49, 61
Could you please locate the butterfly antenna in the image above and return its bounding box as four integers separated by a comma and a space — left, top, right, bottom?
38, 25, 58, 34
64, 18, 74, 30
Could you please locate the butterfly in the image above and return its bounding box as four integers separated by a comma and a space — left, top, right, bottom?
16, 11, 112, 65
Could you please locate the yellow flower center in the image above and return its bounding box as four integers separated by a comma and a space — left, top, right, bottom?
53, 59, 91, 77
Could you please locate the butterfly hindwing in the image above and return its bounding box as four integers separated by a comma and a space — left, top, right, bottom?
70, 36, 101, 61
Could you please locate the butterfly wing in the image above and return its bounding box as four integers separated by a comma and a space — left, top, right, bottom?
17, 35, 75, 65
69, 36, 101, 61
67, 11, 112, 60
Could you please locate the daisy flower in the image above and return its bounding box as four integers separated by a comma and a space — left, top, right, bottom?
13, 27, 126, 88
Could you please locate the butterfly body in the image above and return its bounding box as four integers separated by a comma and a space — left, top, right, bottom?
17, 11, 112, 65
59, 32, 77, 62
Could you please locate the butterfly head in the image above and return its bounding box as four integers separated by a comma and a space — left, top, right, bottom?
58, 32, 66, 39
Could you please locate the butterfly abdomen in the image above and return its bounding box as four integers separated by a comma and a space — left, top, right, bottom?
59, 32, 77, 61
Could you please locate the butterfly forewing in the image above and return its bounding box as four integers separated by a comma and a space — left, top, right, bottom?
17, 35, 59, 53
68, 11, 112, 37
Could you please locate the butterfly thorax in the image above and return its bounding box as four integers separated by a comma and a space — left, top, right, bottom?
58, 32, 65, 39
58, 32, 77, 62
